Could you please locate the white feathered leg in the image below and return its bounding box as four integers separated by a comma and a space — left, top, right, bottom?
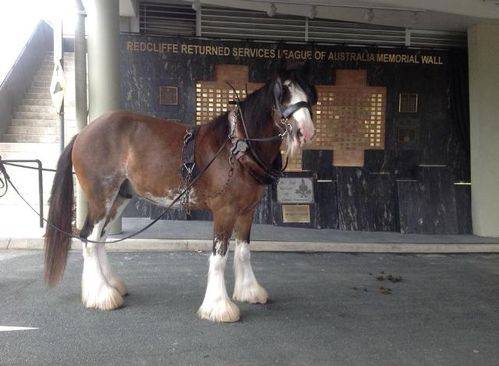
233, 240, 268, 304
96, 244, 127, 297
198, 252, 240, 322
81, 220, 123, 310
96, 199, 129, 296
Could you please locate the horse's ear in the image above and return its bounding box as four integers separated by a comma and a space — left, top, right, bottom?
273, 76, 283, 102
301, 60, 314, 82
302, 60, 312, 74
270, 58, 287, 79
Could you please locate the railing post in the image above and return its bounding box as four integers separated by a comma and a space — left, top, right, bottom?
36, 160, 44, 228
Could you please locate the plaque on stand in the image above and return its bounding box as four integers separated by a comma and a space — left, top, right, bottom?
272, 172, 316, 228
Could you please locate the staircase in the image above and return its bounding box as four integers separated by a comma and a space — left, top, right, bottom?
2, 52, 76, 143
0, 52, 76, 237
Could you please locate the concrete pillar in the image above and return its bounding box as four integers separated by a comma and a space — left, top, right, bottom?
74, 0, 88, 231
86, 0, 122, 234
468, 23, 499, 237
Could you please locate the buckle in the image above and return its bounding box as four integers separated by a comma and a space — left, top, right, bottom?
230, 139, 249, 156
183, 162, 195, 176
184, 129, 194, 143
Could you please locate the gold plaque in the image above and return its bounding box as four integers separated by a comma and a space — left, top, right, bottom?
282, 204, 311, 223
306, 69, 387, 167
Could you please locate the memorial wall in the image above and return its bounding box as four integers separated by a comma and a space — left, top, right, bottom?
120, 34, 471, 234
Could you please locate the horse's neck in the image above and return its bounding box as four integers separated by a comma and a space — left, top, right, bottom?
241, 107, 281, 166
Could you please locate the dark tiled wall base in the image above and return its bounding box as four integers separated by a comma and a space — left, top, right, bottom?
398, 167, 458, 234
455, 184, 472, 234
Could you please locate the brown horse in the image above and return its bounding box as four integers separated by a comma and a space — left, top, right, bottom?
44, 65, 317, 322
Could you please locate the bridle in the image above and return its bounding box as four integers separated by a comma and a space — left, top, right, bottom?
273, 78, 313, 122
226, 80, 313, 183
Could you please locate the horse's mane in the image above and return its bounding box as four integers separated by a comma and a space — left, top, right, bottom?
205, 82, 273, 144
205, 68, 317, 143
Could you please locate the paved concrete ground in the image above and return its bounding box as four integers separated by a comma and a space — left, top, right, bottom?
2, 216, 499, 245
119, 218, 499, 244
1, 251, 498, 365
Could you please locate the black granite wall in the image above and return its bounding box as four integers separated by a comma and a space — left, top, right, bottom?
120, 34, 471, 234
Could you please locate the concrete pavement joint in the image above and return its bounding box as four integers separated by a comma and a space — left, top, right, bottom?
1, 237, 499, 253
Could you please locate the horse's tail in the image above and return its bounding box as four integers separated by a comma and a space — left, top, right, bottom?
44, 135, 78, 286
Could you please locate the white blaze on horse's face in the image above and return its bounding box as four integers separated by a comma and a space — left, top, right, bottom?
283, 80, 315, 151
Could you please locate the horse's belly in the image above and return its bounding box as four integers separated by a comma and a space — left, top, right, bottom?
141, 188, 206, 210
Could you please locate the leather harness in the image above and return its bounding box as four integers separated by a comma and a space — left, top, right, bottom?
181, 127, 198, 183
180, 81, 312, 205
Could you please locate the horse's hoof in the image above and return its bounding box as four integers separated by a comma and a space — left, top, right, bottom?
197, 298, 240, 322
233, 282, 268, 304
108, 276, 128, 297
82, 283, 124, 310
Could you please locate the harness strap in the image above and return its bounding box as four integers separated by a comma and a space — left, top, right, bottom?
228, 109, 282, 185
280, 101, 312, 119
181, 127, 198, 182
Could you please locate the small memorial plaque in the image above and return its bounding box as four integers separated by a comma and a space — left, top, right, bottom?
398, 93, 418, 113
277, 177, 314, 204
159, 86, 178, 105
282, 205, 311, 223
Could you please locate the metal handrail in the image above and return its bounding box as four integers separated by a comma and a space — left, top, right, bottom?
3, 159, 44, 228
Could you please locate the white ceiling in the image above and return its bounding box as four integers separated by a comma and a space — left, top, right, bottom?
126, 0, 499, 31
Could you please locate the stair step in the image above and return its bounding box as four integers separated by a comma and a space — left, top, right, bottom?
33, 72, 52, 78
32, 80, 51, 88
10, 118, 57, 127
14, 111, 58, 120
21, 98, 53, 106
33, 70, 52, 77
7, 125, 58, 135
2, 133, 60, 143
25, 92, 51, 99
30, 86, 50, 94
17, 105, 56, 113
38, 64, 53, 71
33, 78, 52, 85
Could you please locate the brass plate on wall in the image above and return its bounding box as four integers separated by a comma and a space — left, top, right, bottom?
282, 204, 311, 223
306, 69, 387, 167
159, 86, 178, 105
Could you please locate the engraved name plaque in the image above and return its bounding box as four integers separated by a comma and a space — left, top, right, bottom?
282, 205, 311, 223
277, 177, 314, 204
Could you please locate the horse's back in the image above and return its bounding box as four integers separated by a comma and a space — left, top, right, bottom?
72, 111, 187, 196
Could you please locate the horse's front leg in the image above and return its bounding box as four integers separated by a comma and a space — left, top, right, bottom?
232, 212, 268, 304
197, 213, 240, 322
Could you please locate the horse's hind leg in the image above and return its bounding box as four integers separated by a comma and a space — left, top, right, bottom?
80, 190, 129, 310
232, 211, 268, 304
81, 217, 124, 310
96, 194, 131, 297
